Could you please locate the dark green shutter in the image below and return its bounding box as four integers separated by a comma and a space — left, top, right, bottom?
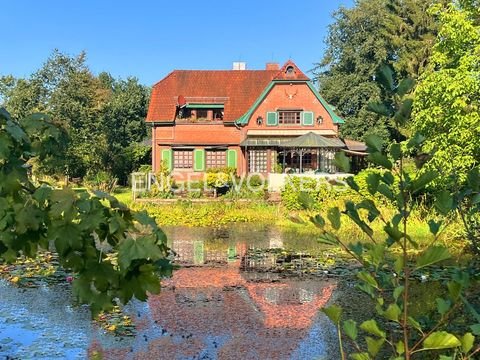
302, 111, 314, 126
266, 112, 278, 126
161, 149, 173, 171
194, 149, 205, 171
226, 149, 237, 168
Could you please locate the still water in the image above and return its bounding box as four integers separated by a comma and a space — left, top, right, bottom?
0, 224, 338, 360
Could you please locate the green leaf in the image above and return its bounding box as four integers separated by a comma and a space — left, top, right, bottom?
298, 191, 315, 210
447, 281, 462, 301
470, 324, 480, 335
460, 333, 474, 353
408, 317, 423, 333
390, 143, 401, 161
289, 214, 306, 225
393, 286, 404, 301
376, 64, 395, 92
412, 171, 437, 193
377, 183, 394, 200
435, 191, 454, 215
368, 102, 392, 117
321, 305, 342, 325
428, 220, 442, 236
384, 303, 401, 322
357, 271, 379, 289
436, 298, 451, 316
360, 319, 386, 338
318, 232, 339, 246
366, 173, 381, 195
368, 152, 393, 169
327, 207, 341, 230
346, 176, 360, 192
343, 319, 358, 340
365, 134, 384, 153
349, 242, 364, 257
366, 336, 385, 357
50, 188, 77, 218
422, 331, 461, 351
334, 151, 351, 173
394, 98, 413, 125
310, 214, 325, 228
415, 246, 451, 270
118, 236, 164, 270
396, 340, 405, 355
357, 283, 376, 298
396, 78, 415, 97
351, 353, 370, 360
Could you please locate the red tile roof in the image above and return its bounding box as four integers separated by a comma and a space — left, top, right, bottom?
146, 61, 311, 123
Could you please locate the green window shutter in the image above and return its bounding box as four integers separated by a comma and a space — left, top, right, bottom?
266, 112, 278, 126
161, 149, 173, 171
226, 149, 237, 168
302, 111, 314, 126
193, 149, 205, 171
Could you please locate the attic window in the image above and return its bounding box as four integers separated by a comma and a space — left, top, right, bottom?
286, 66, 295, 76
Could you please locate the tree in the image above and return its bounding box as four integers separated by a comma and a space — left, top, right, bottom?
0, 108, 171, 314
0, 51, 151, 182
99, 74, 150, 183
315, 0, 445, 142
413, 1, 480, 189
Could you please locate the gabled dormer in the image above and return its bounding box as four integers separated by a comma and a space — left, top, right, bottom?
272, 60, 310, 81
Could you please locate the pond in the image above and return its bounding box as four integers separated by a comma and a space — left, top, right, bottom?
0, 224, 342, 360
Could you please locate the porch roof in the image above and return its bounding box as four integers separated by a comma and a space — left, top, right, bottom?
240, 137, 291, 147
240, 132, 346, 148
281, 132, 345, 148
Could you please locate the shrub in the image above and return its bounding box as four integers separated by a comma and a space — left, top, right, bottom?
84, 170, 118, 193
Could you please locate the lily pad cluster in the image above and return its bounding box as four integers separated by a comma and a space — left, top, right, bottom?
0, 251, 68, 287
94, 306, 135, 337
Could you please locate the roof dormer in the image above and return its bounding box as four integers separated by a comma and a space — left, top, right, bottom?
273, 60, 310, 81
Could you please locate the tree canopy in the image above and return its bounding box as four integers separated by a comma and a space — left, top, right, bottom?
0, 50, 150, 182
413, 1, 480, 187
315, 0, 446, 143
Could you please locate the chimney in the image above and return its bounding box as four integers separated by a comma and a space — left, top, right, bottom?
266, 62, 280, 71
233, 62, 246, 70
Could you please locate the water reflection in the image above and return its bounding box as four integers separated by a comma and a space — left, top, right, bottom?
109, 224, 337, 360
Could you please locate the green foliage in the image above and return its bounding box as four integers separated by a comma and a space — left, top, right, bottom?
0, 109, 171, 315
205, 167, 236, 189
413, 3, 480, 189
0, 50, 150, 182
312, 64, 479, 359
84, 170, 118, 193
314, 0, 444, 143
281, 176, 349, 211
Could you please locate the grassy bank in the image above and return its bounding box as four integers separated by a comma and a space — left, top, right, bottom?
120, 201, 468, 256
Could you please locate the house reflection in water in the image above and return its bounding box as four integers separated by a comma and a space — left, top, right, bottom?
88, 226, 337, 358
127, 226, 338, 359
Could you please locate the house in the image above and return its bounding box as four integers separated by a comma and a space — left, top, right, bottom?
146, 60, 365, 181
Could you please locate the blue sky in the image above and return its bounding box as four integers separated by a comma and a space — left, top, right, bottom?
2, 0, 353, 86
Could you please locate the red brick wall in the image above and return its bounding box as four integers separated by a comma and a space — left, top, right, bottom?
152, 82, 339, 176
244, 83, 338, 132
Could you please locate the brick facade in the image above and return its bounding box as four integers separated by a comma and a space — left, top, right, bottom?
148, 61, 345, 179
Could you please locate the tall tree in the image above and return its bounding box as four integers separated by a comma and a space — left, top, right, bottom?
413, 1, 480, 188
315, 0, 445, 142
99, 74, 150, 183
0, 51, 151, 181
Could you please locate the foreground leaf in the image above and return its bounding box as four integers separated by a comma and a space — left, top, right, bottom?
421, 331, 461, 351
415, 246, 451, 270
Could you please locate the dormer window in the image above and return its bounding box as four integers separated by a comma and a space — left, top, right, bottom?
176, 104, 224, 121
